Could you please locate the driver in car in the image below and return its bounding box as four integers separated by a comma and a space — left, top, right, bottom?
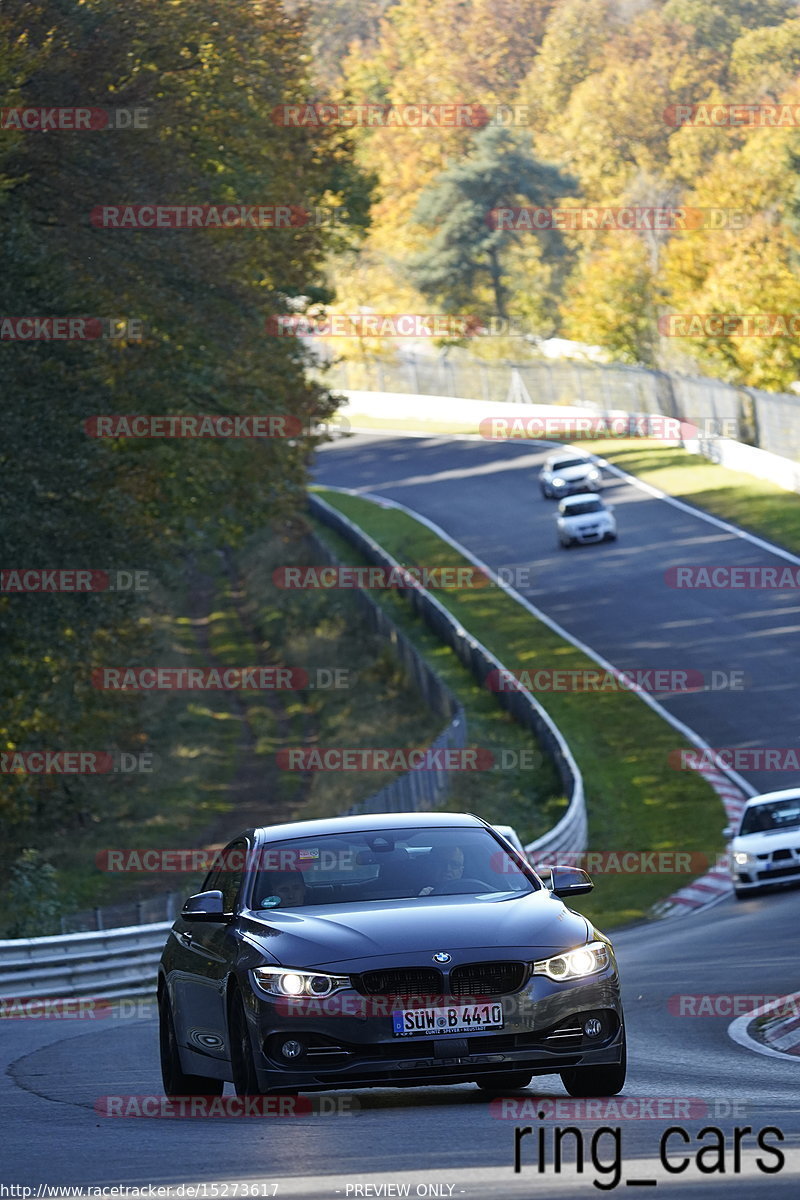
418, 846, 465, 895
259, 869, 306, 908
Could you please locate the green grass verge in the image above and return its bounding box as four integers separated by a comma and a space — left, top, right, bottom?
310, 522, 566, 845
314, 487, 727, 931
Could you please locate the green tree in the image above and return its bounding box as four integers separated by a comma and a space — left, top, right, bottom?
408, 128, 572, 321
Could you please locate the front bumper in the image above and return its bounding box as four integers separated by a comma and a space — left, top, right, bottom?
553, 479, 599, 497
734, 862, 800, 890
245, 972, 624, 1092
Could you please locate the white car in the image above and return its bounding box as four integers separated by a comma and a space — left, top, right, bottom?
540, 452, 603, 498
726, 788, 800, 899
492, 823, 527, 860
556, 494, 617, 548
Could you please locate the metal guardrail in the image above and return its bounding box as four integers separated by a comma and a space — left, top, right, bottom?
0, 502, 585, 1002
0, 922, 172, 1001
321, 350, 800, 462
307, 528, 467, 816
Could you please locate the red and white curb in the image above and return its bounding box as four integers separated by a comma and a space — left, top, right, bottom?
652, 763, 749, 919
729, 990, 800, 1060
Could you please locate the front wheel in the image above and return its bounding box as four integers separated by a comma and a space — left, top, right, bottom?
560, 1039, 626, 1097
230, 989, 263, 1096
159, 989, 223, 1097
476, 1072, 532, 1094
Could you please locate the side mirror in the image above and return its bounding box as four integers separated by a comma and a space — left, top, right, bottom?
549, 866, 593, 897
182, 889, 229, 922
722, 826, 734, 841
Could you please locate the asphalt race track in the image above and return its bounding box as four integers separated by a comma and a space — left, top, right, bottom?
3, 890, 799, 1196
315, 433, 800, 794
3, 432, 799, 1198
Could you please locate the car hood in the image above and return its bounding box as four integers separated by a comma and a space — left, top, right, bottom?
238, 890, 589, 970
732, 828, 800, 853
551, 465, 596, 481
560, 511, 609, 525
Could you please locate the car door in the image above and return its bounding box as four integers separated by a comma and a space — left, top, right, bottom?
169, 837, 248, 1065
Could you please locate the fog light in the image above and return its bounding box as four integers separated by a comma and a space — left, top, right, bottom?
281, 1039, 304, 1060
584, 1017, 603, 1038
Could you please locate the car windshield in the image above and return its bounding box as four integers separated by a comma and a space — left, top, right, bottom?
552, 457, 591, 471
564, 500, 603, 515
740, 798, 800, 835
248, 826, 537, 909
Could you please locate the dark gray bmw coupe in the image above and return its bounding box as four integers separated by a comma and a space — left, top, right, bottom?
158, 813, 625, 1098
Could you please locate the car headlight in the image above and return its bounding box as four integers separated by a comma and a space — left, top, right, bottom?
732, 851, 754, 866
553, 477, 566, 487
532, 941, 610, 982
252, 967, 351, 997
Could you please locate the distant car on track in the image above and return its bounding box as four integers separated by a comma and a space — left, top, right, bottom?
725, 788, 800, 899
159, 812, 626, 1099
556, 494, 617, 548
540, 452, 603, 499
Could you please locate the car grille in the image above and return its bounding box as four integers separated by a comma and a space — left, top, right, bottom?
355, 967, 443, 996
756, 865, 800, 881
449, 962, 527, 997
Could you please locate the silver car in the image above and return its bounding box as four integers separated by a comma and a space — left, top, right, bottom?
556, 494, 617, 548
540, 452, 603, 499
726, 789, 800, 899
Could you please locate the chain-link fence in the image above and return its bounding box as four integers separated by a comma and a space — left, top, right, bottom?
320, 351, 800, 461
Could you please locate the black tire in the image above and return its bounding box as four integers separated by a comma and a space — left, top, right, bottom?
734, 886, 755, 900
559, 538, 572, 549
560, 1038, 626, 1098
541, 485, 551, 499
159, 989, 223, 1097
229, 989, 263, 1096
476, 1072, 533, 1094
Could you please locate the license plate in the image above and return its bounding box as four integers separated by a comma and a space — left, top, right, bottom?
392, 1002, 504, 1037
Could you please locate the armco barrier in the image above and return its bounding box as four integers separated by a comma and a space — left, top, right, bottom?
307, 528, 467, 816
0, 510, 584, 1001
0, 923, 172, 1002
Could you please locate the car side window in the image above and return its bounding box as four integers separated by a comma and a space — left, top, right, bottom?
218, 839, 248, 913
